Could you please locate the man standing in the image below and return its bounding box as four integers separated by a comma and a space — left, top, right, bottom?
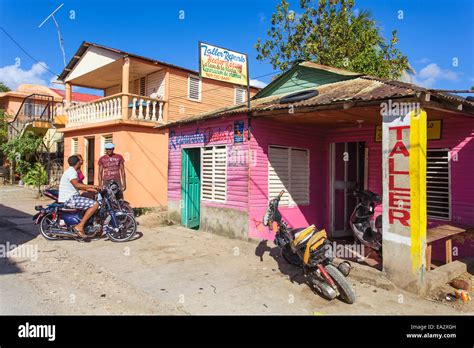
58, 155, 99, 238
98, 143, 126, 196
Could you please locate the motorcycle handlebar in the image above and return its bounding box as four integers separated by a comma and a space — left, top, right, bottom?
278, 190, 285, 197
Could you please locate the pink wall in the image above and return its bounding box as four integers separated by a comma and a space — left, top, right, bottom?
426, 117, 474, 261
248, 119, 327, 239
168, 117, 250, 212
167, 113, 474, 258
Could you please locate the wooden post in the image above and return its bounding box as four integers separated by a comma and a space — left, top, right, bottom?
445, 239, 453, 264
65, 82, 72, 108
425, 244, 432, 271
121, 57, 130, 120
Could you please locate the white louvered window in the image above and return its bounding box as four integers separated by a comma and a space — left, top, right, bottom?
427, 149, 451, 220
71, 138, 78, 155
188, 75, 201, 101
268, 146, 309, 206
102, 134, 113, 152
201, 146, 227, 202
234, 87, 247, 105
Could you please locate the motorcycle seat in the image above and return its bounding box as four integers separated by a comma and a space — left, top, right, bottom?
291, 225, 317, 250
58, 205, 80, 213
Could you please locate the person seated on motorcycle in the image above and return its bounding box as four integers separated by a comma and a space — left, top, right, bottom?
58, 155, 100, 239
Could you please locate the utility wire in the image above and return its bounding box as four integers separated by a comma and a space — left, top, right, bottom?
0, 27, 60, 77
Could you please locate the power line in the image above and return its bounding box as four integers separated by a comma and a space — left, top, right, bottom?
0, 27, 60, 77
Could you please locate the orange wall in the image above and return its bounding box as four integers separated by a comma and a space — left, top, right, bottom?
63, 124, 168, 208
167, 67, 258, 122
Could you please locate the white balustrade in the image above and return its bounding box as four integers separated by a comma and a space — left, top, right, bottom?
66, 93, 165, 126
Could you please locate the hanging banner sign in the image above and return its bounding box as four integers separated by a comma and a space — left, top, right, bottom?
199, 42, 248, 86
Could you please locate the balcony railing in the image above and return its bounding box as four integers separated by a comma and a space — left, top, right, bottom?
66, 93, 165, 126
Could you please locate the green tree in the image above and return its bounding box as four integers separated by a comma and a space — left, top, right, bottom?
22, 162, 48, 186
1, 131, 43, 177
0, 82, 11, 92
0, 109, 8, 146
255, 0, 409, 79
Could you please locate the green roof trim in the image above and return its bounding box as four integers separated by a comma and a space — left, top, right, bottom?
254, 62, 362, 99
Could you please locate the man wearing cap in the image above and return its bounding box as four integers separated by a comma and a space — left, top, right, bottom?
98, 143, 126, 195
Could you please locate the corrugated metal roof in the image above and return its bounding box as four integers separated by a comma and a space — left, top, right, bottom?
156, 73, 474, 129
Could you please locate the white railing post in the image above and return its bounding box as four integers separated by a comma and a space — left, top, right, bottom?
117, 97, 122, 118
132, 98, 137, 118
152, 101, 157, 121
146, 100, 151, 120
158, 102, 164, 123
138, 98, 144, 119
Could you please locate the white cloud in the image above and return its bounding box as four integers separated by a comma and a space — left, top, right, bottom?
0, 62, 50, 90
413, 63, 459, 88
415, 58, 430, 64
250, 79, 267, 88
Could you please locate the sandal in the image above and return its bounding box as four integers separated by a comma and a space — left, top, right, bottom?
72, 227, 87, 239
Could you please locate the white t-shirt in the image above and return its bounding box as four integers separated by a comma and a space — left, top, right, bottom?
58, 167, 79, 202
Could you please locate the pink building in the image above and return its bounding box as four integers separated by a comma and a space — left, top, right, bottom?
160, 62, 474, 266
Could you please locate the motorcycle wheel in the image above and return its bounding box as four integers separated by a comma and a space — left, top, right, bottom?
325, 264, 357, 304
39, 213, 61, 240
281, 244, 301, 266
106, 213, 137, 242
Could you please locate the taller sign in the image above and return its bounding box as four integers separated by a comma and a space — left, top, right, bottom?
382, 109, 427, 293
199, 42, 249, 86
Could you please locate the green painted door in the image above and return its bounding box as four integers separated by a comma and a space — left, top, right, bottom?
181, 148, 201, 229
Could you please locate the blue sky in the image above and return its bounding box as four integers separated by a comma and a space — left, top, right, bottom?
0, 0, 473, 94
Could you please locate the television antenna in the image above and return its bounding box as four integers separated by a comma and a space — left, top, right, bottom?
38, 3, 66, 66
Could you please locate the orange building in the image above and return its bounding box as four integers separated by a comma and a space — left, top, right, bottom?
0, 84, 100, 182
58, 42, 259, 208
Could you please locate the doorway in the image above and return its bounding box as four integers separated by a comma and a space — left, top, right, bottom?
181, 148, 201, 229
330, 141, 366, 237
84, 137, 95, 185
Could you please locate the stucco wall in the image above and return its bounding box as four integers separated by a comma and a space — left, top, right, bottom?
63, 123, 168, 208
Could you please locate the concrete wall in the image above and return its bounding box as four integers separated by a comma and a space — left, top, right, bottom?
201, 205, 249, 240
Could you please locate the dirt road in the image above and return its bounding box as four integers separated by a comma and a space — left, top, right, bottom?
0, 185, 471, 315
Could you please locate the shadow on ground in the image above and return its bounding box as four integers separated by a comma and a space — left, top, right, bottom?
0, 204, 38, 275
255, 240, 306, 284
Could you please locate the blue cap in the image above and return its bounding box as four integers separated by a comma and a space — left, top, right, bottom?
105, 143, 115, 149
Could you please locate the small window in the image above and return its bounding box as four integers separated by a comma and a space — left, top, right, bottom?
102, 134, 113, 152
71, 138, 78, 155
188, 75, 201, 101
201, 146, 227, 202
234, 87, 247, 105
139, 77, 146, 96
427, 149, 451, 220
268, 146, 309, 206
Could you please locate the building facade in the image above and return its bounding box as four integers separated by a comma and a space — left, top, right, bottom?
163, 63, 474, 287
58, 42, 259, 207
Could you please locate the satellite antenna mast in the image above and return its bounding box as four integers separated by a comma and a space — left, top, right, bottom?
38, 3, 66, 67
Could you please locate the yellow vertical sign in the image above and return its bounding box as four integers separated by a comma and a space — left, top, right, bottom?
409, 110, 427, 273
